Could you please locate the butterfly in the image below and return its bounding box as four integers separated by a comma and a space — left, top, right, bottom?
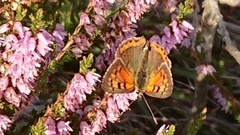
101, 37, 173, 98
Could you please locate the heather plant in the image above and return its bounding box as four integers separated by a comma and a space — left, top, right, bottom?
0, 0, 240, 135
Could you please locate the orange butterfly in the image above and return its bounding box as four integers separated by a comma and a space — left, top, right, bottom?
101, 37, 173, 98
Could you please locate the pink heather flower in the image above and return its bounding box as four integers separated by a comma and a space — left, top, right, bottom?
38, 29, 55, 43
146, 0, 157, 4
79, 12, 97, 37
0, 77, 9, 93
125, 0, 155, 23
4, 87, 21, 107
116, 14, 132, 32
52, 24, 67, 50
149, 35, 161, 43
0, 23, 10, 34
106, 97, 121, 123
85, 71, 101, 87
2, 34, 18, 49
17, 78, 31, 95
89, 0, 114, 16
124, 24, 138, 38
13, 22, 25, 38
92, 14, 105, 26
45, 118, 73, 135
95, 55, 106, 70
181, 38, 191, 47
77, 101, 106, 134
113, 92, 138, 112
45, 117, 57, 135
106, 0, 115, 3
82, 101, 101, 114
211, 85, 229, 113
79, 109, 107, 134
5, 30, 41, 87
57, 121, 73, 135
37, 32, 53, 56
195, 64, 216, 75
71, 34, 91, 58
164, 27, 171, 37
172, 20, 183, 43
150, 20, 194, 53
64, 72, 100, 112
80, 13, 91, 26
38, 24, 66, 59
0, 115, 11, 135
0, 22, 65, 108
84, 24, 97, 37
150, 34, 177, 54
92, 110, 107, 133
2, 22, 44, 94
80, 121, 94, 135
38, 24, 67, 67
95, 45, 116, 70
181, 20, 194, 31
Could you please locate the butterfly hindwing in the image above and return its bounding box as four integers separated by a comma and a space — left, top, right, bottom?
146, 62, 173, 98
101, 58, 135, 93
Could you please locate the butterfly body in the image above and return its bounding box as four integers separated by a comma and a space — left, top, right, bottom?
102, 37, 173, 98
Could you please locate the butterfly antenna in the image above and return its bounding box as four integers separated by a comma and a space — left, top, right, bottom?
142, 95, 158, 124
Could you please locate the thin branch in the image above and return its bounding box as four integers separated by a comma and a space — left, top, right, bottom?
218, 0, 240, 7
217, 18, 240, 65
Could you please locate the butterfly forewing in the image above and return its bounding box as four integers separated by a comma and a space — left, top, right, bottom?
116, 37, 147, 78
101, 58, 135, 93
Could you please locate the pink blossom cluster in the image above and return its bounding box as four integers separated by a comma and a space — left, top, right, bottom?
195, 64, 216, 75
0, 22, 66, 107
44, 117, 73, 135
106, 93, 138, 122
78, 92, 138, 134
79, 108, 107, 134
71, 0, 109, 58
211, 85, 229, 113
0, 22, 66, 134
0, 115, 11, 135
63, 72, 100, 112
150, 20, 194, 54
125, 0, 157, 23
95, 0, 158, 70
62, 71, 138, 134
